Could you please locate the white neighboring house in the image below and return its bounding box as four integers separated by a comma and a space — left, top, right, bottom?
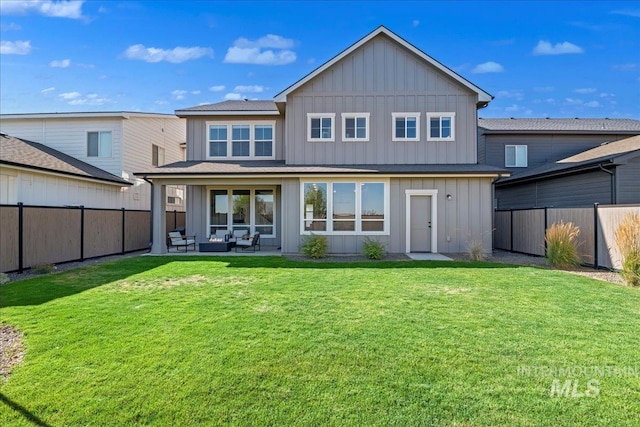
0, 111, 186, 210
1, 133, 132, 207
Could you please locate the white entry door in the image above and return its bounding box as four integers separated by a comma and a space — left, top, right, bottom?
410, 196, 432, 252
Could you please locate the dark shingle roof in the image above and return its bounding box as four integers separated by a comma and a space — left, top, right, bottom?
479, 118, 640, 133
136, 160, 509, 177
0, 133, 131, 186
176, 100, 278, 113
498, 135, 640, 185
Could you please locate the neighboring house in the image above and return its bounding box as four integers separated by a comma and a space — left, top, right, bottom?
0, 133, 132, 206
494, 135, 640, 209
477, 118, 640, 209
0, 111, 186, 210
138, 26, 509, 255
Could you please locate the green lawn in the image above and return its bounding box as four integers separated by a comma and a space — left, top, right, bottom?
1, 256, 639, 426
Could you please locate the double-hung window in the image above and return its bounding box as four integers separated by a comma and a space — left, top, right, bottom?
307, 113, 335, 142
427, 113, 455, 141
505, 145, 528, 167
392, 113, 420, 141
152, 144, 165, 166
207, 122, 275, 159
342, 113, 369, 141
302, 181, 388, 234
87, 131, 112, 157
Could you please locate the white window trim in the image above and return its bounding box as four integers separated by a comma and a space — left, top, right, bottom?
426, 112, 456, 141
341, 112, 370, 142
300, 179, 390, 236
391, 112, 421, 142
307, 113, 336, 142
505, 145, 528, 167
206, 121, 276, 160
206, 186, 277, 238
86, 130, 112, 158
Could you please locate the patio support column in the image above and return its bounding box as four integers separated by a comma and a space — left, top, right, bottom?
151, 182, 167, 254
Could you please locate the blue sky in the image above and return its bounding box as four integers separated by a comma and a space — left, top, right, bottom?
1, 0, 639, 118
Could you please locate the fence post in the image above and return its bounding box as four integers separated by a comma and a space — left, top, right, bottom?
593, 203, 599, 269
18, 202, 24, 274
509, 209, 514, 252
543, 207, 548, 255
121, 208, 126, 254
80, 205, 85, 261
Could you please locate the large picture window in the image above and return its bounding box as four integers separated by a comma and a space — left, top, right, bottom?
207, 122, 275, 159
301, 181, 388, 234
208, 188, 275, 237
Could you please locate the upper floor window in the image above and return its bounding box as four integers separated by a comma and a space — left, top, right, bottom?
392, 113, 420, 141
427, 113, 455, 141
152, 144, 165, 166
207, 122, 275, 159
342, 113, 370, 141
87, 131, 112, 157
505, 145, 528, 167
307, 113, 335, 142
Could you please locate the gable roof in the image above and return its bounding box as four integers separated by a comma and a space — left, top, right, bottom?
176, 100, 279, 116
0, 133, 131, 186
274, 25, 493, 106
497, 135, 640, 185
479, 118, 640, 134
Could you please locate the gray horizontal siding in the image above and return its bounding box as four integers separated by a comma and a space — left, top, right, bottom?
482, 134, 630, 170
616, 156, 640, 204
496, 171, 613, 209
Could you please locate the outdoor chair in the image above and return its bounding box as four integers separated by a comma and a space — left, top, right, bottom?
235, 232, 260, 252
167, 231, 196, 252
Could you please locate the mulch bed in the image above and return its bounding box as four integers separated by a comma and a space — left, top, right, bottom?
0, 325, 24, 382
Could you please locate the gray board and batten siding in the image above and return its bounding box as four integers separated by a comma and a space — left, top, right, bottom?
284, 33, 480, 166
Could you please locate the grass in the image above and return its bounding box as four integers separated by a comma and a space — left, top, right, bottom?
1, 256, 639, 426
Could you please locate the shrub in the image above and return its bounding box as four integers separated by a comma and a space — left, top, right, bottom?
615, 212, 640, 287
467, 240, 485, 261
31, 263, 56, 274
301, 233, 328, 259
0, 272, 9, 285
545, 221, 581, 268
362, 237, 385, 260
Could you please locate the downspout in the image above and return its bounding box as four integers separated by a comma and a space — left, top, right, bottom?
598, 164, 615, 204
143, 176, 154, 248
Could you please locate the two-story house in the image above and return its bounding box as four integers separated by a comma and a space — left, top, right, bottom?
478, 118, 640, 209
139, 26, 508, 255
0, 111, 186, 210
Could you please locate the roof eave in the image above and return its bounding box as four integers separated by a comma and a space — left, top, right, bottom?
0, 161, 132, 186
175, 110, 280, 117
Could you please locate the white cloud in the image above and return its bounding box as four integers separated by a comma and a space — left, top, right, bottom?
59, 91, 81, 100
41, 87, 55, 93
209, 85, 225, 92
50, 58, 70, 68
573, 87, 597, 94
471, 61, 504, 74
504, 104, 533, 115
224, 34, 296, 65
584, 101, 600, 108
533, 86, 555, 92
612, 63, 637, 71
611, 9, 640, 18
533, 40, 584, 55
233, 85, 264, 93
171, 90, 187, 100
0, 0, 85, 19
68, 96, 113, 106
564, 97, 583, 105
191, 90, 201, 95
412, 20, 420, 28
1, 22, 22, 31
496, 89, 524, 100
224, 93, 243, 100
599, 92, 615, 98
123, 44, 213, 63
0, 40, 32, 55
155, 100, 169, 105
